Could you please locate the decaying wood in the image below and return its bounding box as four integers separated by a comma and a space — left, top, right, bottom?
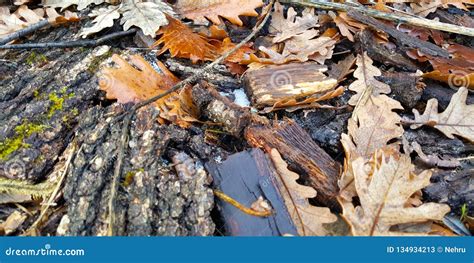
348, 11, 449, 58
378, 72, 424, 109
243, 63, 337, 107
280, 0, 474, 37
423, 166, 474, 214
207, 148, 298, 236
60, 105, 215, 236
192, 82, 252, 136
165, 59, 241, 90
357, 29, 418, 72
245, 120, 341, 209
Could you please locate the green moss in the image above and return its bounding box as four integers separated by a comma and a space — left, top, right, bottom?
26, 52, 48, 66
0, 122, 46, 160
47, 93, 65, 118
122, 168, 144, 187
87, 50, 113, 74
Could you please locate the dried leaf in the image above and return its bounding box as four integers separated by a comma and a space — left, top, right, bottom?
348, 52, 391, 107
0, 210, 27, 235
0, 5, 74, 38
42, 0, 107, 10
339, 95, 403, 200
120, 0, 172, 38
213, 37, 255, 64
269, 2, 319, 43
341, 154, 450, 236
153, 15, 218, 63
410, 0, 472, 17
99, 54, 197, 127
78, 0, 174, 38
79, 6, 121, 38
330, 12, 366, 42
174, 0, 264, 26
408, 87, 474, 142
269, 149, 337, 236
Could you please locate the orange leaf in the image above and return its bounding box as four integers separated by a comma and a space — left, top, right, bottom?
174, 0, 264, 26
213, 37, 255, 64
99, 54, 197, 128
153, 15, 218, 63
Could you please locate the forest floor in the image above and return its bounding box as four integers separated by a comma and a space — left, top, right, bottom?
0, 0, 473, 236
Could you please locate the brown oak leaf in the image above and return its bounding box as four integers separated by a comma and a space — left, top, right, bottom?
408, 87, 474, 142
348, 52, 391, 107
174, 0, 264, 26
99, 54, 197, 127
152, 15, 218, 63
341, 154, 450, 236
270, 149, 337, 236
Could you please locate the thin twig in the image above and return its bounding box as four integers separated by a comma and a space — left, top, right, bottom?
0, 29, 137, 49
213, 190, 273, 217
106, 0, 276, 236
279, 0, 474, 37
0, 20, 50, 45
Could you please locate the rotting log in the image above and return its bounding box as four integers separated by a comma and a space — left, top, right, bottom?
245, 120, 341, 210
207, 148, 297, 236
243, 62, 337, 108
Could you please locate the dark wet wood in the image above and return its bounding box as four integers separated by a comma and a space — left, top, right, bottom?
207, 148, 297, 236
245, 119, 341, 210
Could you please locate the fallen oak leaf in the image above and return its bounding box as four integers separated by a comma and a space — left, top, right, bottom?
339, 95, 404, 200
42, 0, 107, 11
152, 15, 218, 63
406, 87, 474, 142
269, 148, 337, 236
0, 5, 78, 38
269, 2, 319, 44
174, 0, 264, 26
348, 52, 391, 107
76, 0, 175, 38
99, 54, 197, 128
341, 154, 450, 236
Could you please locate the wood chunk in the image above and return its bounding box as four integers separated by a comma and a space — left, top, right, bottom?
357, 29, 418, 72
192, 82, 252, 136
206, 148, 298, 236
243, 63, 337, 108
245, 119, 341, 209
348, 10, 449, 58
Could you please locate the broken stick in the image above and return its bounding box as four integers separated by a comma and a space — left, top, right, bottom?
280, 0, 474, 37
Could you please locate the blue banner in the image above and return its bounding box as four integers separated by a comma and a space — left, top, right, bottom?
0, 237, 472, 263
